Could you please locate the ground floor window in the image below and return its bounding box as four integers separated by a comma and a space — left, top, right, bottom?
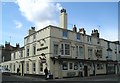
107, 64, 115, 74
62, 62, 68, 70
13, 63, 15, 71
32, 62, 36, 73
97, 63, 103, 70
40, 62, 43, 72
74, 62, 78, 70
69, 63, 73, 69
26, 62, 29, 72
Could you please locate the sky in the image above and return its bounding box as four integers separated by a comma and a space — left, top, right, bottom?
0, 0, 119, 47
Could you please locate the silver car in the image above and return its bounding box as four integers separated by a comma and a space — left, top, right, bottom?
0, 67, 11, 76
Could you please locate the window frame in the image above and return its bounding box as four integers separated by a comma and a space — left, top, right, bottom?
69, 63, 73, 70
63, 30, 68, 38
39, 62, 43, 72
32, 61, 36, 73
27, 48, 29, 57
26, 62, 29, 72
74, 62, 78, 70
62, 62, 68, 70
53, 44, 59, 55
61, 43, 70, 56
76, 33, 80, 40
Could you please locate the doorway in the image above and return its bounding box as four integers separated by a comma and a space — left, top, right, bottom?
84, 66, 88, 76
21, 63, 24, 76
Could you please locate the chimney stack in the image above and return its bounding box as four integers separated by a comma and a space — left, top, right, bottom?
16, 43, 19, 48
28, 27, 36, 35
60, 8, 67, 29
79, 28, 86, 34
73, 25, 77, 32
91, 29, 99, 38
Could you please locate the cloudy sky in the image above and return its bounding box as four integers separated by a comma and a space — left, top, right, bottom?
1, 0, 119, 47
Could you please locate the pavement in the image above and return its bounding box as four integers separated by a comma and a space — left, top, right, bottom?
1, 74, 120, 83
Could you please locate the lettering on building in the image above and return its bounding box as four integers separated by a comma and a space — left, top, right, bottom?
37, 46, 48, 51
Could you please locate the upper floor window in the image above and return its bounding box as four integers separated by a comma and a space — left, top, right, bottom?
33, 34, 36, 40
76, 46, 84, 57
27, 48, 29, 57
27, 37, 30, 43
61, 43, 70, 55
33, 45, 36, 55
54, 44, 59, 55
20, 50, 23, 58
63, 30, 68, 38
87, 36, 92, 43
13, 52, 16, 59
76, 33, 80, 40
88, 48, 93, 59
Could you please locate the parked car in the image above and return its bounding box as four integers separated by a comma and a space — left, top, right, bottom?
0, 67, 11, 76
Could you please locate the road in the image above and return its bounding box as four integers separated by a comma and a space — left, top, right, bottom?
1, 74, 120, 83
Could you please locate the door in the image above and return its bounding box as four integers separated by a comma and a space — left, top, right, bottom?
21, 63, 24, 76
84, 66, 88, 76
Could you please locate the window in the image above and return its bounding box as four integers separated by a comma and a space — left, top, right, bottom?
65, 44, 70, 55
97, 64, 103, 70
13, 52, 15, 59
26, 62, 29, 72
61, 44, 64, 55
61, 44, 70, 55
27, 48, 29, 57
63, 30, 68, 38
62, 62, 68, 70
76, 46, 84, 57
74, 62, 78, 70
27, 37, 29, 43
13, 63, 15, 71
69, 63, 73, 69
76, 33, 80, 40
108, 51, 112, 59
33, 45, 36, 55
76, 46, 78, 56
32, 62, 36, 72
10, 63, 12, 71
54, 44, 59, 55
33, 34, 36, 40
88, 48, 93, 59
79, 46, 83, 56
87, 36, 92, 43
40, 62, 43, 72
20, 50, 23, 58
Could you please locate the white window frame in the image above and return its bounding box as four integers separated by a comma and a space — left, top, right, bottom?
39, 62, 43, 73
32, 61, 36, 73
76, 45, 84, 57
88, 48, 93, 59
76, 33, 80, 40
26, 62, 29, 73
61, 43, 70, 56
33, 44, 36, 55
53, 43, 59, 55
63, 30, 68, 38
26, 48, 29, 57
62, 62, 68, 70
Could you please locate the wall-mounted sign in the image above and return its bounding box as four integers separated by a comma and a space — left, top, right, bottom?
37, 46, 48, 51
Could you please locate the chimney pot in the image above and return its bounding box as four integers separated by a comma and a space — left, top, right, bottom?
73, 25, 77, 32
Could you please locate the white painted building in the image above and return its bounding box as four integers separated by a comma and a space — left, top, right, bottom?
0, 9, 120, 79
